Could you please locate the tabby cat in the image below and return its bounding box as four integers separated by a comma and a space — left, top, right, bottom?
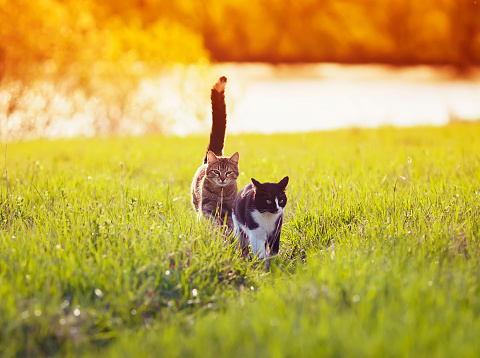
233, 177, 289, 258
191, 76, 240, 229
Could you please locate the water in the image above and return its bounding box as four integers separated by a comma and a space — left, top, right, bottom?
209, 64, 480, 135
2, 63, 480, 139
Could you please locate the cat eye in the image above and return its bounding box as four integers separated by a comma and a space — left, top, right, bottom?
213, 170, 220, 175
279, 199, 284, 204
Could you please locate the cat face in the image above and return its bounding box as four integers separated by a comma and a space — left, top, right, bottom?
252, 176, 289, 214
206, 151, 239, 187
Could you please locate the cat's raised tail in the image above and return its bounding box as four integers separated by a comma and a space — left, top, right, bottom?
204, 76, 228, 163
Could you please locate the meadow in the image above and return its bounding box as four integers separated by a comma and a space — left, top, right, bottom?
1, 123, 479, 357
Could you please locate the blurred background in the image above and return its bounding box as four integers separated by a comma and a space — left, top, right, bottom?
1, 0, 479, 139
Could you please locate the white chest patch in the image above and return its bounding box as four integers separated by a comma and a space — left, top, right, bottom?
250, 210, 282, 235
247, 208, 283, 259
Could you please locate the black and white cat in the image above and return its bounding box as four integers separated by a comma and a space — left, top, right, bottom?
232, 176, 289, 259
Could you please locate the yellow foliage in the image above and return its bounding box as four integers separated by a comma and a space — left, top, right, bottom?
0, 0, 208, 84
0, 0, 479, 84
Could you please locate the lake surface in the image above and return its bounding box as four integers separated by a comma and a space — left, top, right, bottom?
180, 63, 480, 135
2, 63, 480, 139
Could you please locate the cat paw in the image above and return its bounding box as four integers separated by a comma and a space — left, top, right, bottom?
213, 76, 227, 93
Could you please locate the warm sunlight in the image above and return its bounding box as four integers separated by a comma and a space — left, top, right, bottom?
2, 1, 480, 356
1, 0, 479, 139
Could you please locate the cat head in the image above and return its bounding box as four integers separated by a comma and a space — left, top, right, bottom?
206, 151, 239, 187
251, 176, 289, 214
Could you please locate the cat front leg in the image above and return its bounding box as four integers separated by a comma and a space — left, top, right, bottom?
237, 229, 250, 257
233, 215, 250, 257
223, 212, 234, 230
267, 216, 283, 256
202, 210, 218, 225
248, 229, 267, 259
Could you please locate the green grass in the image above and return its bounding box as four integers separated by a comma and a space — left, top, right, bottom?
1, 123, 480, 357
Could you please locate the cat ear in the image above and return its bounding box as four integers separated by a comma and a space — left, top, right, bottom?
207, 151, 218, 164
229, 152, 239, 164
279, 176, 289, 191
251, 178, 262, 188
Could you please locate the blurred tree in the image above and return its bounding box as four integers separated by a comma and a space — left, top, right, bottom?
449, 0, 480, 73
0, 0, 480, 86
0, 0, 208, 139
0, 0, 207, 84
1, 0, 479, 83
2, 0, 479, 140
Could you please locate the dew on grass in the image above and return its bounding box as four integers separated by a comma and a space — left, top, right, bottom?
428, 281, 433, 286
165, 270, 170, 276
21, 311, 30, 319
192, 288, 198, 297
59, 318, 66, 325
131, 309, 137, 316
270, 318, 280, 327
250, 286, 255, 291
70, 327, 80, 337
73, 308, 81, 317
34, 310, 42, 317
94, 288, 103, 298
353, 295, 361, 303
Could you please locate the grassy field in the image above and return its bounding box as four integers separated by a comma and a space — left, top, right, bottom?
1, 123, 480, 357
